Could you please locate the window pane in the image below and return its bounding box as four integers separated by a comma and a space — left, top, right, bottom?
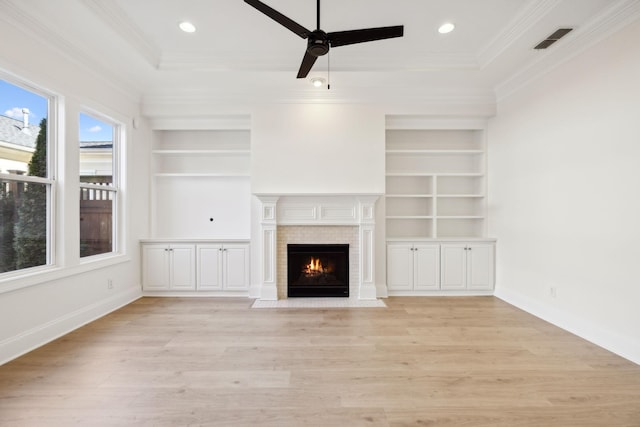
79, 188, 113, 257
79, 112, 116, 258
0, 178, 48, 273
79, 113, 113, 185
0, 78, 51, 275
0, 79, 49, 178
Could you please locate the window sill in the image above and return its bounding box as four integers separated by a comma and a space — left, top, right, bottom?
0, 254, 131, 295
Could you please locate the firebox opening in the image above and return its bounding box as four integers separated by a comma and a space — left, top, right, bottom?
287, 244, 349, 297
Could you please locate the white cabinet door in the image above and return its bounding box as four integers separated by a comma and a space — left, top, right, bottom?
197, 245, 223, 290
142, 245, 170, 290
441, 243, 494, 290
440, 244, 467, 290
467, 244, 494, 290
413, 244, 440, 290
170, 245, 196, 290
387, 243, 414, 291
223, 244, 250, 291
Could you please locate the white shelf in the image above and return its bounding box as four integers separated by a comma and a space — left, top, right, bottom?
437, 194, 484, 198
386, 172, 435, 177
386, 172, 484, 177
386, 194, 433, 198
386, 149, 484, 155
386, 215, 434, 219
152, 150, 250, 155
154, 173, 250, 178
435, 173, 484, 177
437, 216, 484, 219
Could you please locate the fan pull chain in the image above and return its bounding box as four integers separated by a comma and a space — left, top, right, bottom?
327, 48, 331, 90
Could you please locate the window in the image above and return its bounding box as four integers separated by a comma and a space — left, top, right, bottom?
0, 78, 53, 274
79, 113, 118, 258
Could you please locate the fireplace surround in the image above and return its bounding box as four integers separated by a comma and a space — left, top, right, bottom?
254, 195, 379, 300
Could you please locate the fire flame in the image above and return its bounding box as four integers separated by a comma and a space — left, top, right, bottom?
304, 257, 325, 276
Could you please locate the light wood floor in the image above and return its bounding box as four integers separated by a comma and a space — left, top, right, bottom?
1, 297, 639, 427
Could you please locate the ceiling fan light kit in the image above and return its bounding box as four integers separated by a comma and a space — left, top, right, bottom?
244, 0, 404, 78
310, 77, 325, 87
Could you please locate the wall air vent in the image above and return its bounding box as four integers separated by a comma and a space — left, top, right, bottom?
534, 28, 573, 49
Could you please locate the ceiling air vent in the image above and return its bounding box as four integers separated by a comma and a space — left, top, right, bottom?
534, 28, 573, 49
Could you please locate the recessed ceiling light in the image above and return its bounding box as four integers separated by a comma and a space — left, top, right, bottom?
179, 21, 196, 33
438, 22, 455, 34
310, 77, 326, 88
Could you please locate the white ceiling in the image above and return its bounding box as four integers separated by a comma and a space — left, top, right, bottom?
4, 0, 640, 118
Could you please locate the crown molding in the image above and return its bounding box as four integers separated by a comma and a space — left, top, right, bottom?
495, 0, 640, 102
157, 50, 479, 72
477, 0, 562, 69
141, 85, 496, 121
80, 0, 161, 68
0, 0, 142, 104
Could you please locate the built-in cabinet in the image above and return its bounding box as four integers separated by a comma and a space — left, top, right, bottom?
440, 243, 494, 291
141, 241, 250, 294
197, 243, 250, 291
387, 243, 440, 291
386, 241, 494, 294
385, 125, 496, 295
141, 243, 196, 291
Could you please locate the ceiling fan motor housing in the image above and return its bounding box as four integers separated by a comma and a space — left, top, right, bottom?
307, 30, 329, 56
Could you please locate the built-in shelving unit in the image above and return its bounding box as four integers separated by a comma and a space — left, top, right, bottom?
385, 129, 487, 239
152, 131, 250, 177
150, 130, 251, 239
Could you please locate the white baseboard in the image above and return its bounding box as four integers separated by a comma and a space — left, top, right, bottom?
494, 286, 640, 366
0, 287, 142, 365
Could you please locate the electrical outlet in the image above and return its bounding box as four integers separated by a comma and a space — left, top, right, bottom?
107, 279, 113, 290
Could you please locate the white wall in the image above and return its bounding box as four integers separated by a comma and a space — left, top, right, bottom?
154, 176, 251, 239
251, 104, 385, 195
0, 17, 150, 364
488, 20, 640, 363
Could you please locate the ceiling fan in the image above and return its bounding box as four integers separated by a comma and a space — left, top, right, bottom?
244, 0, 404, 78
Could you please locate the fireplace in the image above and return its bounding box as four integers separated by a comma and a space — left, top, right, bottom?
254, 195, 379, 301
287, 244, 349, 297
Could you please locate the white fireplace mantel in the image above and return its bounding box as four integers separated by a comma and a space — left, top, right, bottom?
254, 194, 380, 300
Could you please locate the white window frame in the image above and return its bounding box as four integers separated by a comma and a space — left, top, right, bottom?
78, 111, 121, 259
0, 74, 57, 276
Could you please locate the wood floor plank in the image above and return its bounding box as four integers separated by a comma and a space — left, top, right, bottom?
1, 296, 639, 426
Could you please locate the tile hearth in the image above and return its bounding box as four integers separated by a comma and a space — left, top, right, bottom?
251, 298, 386, 308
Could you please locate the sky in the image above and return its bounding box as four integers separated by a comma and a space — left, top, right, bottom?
0, 79, 113, 142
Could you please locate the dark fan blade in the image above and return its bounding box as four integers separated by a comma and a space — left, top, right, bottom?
297, 50, 318, 78
245, 0, 311, 38
328, 25, 404, 47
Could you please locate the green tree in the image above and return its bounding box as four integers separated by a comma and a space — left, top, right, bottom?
0, 183, 16, 272
14, 118, 47, 269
